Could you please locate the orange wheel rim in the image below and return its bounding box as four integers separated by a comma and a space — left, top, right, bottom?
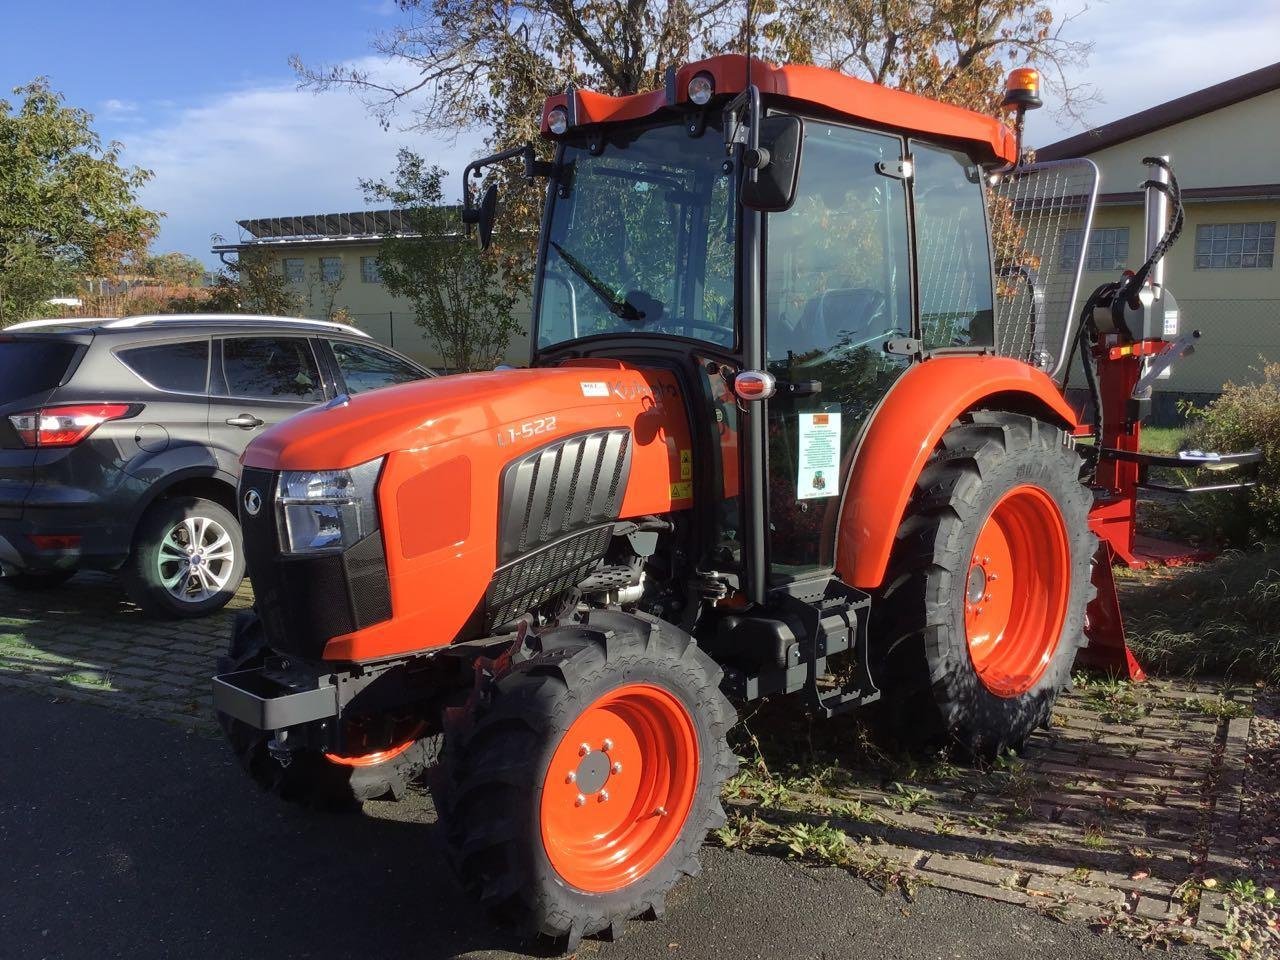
540, 683, 699, 893
964, 484, 1070, 698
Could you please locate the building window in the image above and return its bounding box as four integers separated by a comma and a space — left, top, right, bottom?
319, 256, 343, 282
1195, 221, 1275, 269
281, 257, 304, 283
360, 256, 381, 284
1060, 227, 1129, 272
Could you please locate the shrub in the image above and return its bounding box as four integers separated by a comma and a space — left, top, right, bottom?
1182, 361, 1280, 542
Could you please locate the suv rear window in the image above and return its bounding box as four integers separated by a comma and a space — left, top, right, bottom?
0, 339, 79, 404
117, 340, 210, 393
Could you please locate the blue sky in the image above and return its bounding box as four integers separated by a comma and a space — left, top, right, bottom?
3, 0, 1278, 267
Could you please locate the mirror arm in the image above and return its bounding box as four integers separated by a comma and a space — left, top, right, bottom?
461, 144, 554, 222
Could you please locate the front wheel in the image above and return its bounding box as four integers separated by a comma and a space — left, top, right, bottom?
122, 496, 245, 618
216, 612, 440, 810
435, 610, 737, 948
871, 410, 1095, 757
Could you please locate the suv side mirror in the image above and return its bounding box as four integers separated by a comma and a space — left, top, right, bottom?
740, 115, 804, 213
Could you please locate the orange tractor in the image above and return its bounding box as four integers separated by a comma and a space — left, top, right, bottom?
213, 56, 1256, 946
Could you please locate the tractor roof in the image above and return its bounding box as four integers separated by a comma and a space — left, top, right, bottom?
540, 54, 1018, 165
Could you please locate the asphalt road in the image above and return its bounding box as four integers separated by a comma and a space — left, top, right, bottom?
1, 689, 1184, 960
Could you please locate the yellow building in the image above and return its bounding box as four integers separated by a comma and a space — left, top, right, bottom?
212, 210, 531, 370
1039, 62, 1280, 414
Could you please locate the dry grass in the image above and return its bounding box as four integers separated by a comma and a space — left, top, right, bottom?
1120, 548, 1280, 684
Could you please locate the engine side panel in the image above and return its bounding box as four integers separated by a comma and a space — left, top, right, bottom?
313, 363, 692, 661
836, 355, 1078, 590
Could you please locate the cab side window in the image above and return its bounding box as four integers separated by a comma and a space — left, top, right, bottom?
912, 143, 995, 349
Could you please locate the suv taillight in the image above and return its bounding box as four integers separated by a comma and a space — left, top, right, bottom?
8, 403, 132, 447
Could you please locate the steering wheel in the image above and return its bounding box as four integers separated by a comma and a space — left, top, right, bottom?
652, 318, 734, 344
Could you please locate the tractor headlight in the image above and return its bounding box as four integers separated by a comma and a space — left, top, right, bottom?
276, 457, 384, 555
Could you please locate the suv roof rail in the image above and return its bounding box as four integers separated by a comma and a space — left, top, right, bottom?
4, 317, 117, 332
102, 314, 372, 338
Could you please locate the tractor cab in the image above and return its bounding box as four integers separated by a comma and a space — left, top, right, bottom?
466, 56, 1018, 606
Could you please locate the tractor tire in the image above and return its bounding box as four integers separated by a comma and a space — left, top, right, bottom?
216, 612, 440, 811
870, 410, 1094, 758
435, 609, 737, 949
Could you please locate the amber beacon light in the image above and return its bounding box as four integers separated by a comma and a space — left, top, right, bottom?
1002, 67, 1043, 112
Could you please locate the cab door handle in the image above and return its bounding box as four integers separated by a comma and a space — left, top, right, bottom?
225, 414, 265, 429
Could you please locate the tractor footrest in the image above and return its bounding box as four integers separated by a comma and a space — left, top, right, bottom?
213, 668, 337, 731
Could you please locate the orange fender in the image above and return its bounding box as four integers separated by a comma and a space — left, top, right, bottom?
835, 356, 1078, 590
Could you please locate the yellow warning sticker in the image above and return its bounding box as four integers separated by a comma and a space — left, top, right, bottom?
668, 481, 693, 500
679, 448, 692, 480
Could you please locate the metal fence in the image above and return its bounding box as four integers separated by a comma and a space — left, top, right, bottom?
988, 158, 1100, 377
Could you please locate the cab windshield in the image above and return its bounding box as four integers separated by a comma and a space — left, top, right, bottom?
536, 122, 736, 350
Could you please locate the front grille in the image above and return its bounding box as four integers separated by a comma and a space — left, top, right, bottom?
486, 525, 613, 628
498, 429, 631, 563
238, 467, 390, 660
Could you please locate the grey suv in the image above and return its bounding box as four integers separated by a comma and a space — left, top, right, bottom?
0, 314, 433, 617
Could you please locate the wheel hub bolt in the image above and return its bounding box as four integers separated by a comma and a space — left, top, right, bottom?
574, 793, 586, 807
611, 761, 623, 775
601, 738, 614, 752
578, 743, 591, 757
566, 771, 576, 783
598, 789, 609, 803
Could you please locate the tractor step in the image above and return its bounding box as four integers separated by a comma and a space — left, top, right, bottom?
718, 577, 879, 718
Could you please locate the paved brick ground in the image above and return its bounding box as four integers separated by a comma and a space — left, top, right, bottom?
0, 571, 249, 726
727, 676, 1256, 949
0, 573, 1256, 949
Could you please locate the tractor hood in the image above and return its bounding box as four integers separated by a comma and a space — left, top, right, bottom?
241, 362, 682, 472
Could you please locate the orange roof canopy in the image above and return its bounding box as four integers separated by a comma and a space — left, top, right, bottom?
541, 54, 1018, 165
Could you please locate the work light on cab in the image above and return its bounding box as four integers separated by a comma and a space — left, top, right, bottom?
547, 106, 569, 135
275, 458, 383, 555
688, 72, 714, 105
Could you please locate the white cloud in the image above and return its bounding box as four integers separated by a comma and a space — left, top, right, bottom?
118, 59, 488, 265
101, 98, 138, 114
1027, 0, 1280, 144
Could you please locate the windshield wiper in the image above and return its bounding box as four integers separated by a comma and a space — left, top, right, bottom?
550, 242, 642, 321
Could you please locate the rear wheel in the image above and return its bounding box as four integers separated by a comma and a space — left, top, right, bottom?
216, 612, 440, 810
123, 496, 245, 618
436, 610, 736, 948
871, 411, 1094, 757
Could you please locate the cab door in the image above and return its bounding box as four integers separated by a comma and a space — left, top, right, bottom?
762, 120, 914, 581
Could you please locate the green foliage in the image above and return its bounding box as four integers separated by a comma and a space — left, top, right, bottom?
142, 252, 206, 287
1183, 362, 1280, 542
164, 249, 302, 317
362, 150, 521, 371
0, 79, 159, 325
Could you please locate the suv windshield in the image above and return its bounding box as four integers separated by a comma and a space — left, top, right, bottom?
536, 122, 736, 350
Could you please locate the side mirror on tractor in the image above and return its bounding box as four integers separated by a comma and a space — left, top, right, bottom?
740, 114, 804, 213
462, 183, 499, 251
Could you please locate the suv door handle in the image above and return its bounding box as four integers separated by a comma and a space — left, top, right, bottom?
225, 414, 265, 429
